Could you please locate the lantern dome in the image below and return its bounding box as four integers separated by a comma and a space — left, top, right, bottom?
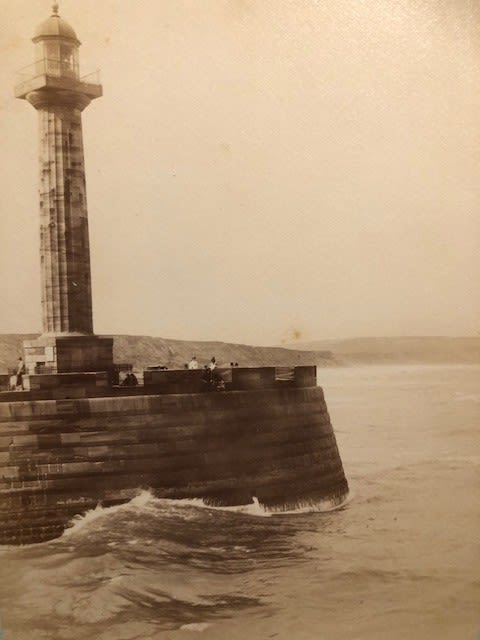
33, 3, 80, 45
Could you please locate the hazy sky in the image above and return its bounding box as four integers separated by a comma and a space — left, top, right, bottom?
0, 0, 479, 345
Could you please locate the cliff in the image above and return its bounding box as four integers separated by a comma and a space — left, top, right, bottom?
0, 334, 335, 372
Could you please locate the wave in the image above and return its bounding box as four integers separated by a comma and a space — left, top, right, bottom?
63, 489, 157, 537
166, 496, 273, 517
61, 491, 272, 539
62, 489, 351, 538
168, 491, 351, 516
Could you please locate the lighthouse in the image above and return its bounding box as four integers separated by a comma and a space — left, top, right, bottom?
15, 3, 113, 377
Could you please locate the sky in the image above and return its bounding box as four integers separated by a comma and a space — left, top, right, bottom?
0, 0, 479, 346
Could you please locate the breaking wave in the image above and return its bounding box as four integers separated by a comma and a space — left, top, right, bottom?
63, 489, 351, 538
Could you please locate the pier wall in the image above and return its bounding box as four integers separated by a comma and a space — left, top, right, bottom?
0, 372, 348, 544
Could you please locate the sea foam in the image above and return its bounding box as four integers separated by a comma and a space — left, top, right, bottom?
62, 488, 351, 537
63, 489, 156, 536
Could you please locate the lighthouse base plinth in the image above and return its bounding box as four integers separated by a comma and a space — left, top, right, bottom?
23, 335, 114, 374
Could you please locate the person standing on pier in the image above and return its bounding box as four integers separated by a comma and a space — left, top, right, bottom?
16, 358, 26, 390
188, 356, 199, 370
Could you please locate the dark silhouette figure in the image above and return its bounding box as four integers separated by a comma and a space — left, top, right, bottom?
16, 358, 26, 390
121, 372, 138, 387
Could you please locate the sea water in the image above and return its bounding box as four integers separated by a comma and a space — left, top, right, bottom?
0, 365, 478, 640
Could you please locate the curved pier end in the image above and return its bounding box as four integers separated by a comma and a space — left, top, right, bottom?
0, 383, 348, 545
197, 387, 348, 512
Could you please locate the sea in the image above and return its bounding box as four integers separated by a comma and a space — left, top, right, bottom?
0, 364, 479, 640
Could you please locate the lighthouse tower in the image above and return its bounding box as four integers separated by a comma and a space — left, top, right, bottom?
15, 4, 113, 376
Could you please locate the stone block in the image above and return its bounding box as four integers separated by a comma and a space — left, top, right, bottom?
23, 372, 109, 393
231, 367, 276, 390
294, 366, 317, 388
23, 335, 113, 374
143, 369, 204, 393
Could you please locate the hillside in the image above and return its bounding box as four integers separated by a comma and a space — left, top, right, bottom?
283, 336, 480, 365
0, 334, 335, 373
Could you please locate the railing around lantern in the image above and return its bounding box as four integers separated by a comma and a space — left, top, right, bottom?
15, 59, 101, 93
80, 69, 101, 85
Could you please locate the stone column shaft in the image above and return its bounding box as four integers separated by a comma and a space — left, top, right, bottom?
32, 92, 93, 334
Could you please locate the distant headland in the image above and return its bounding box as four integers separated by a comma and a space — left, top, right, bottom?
281, 336, 480, 365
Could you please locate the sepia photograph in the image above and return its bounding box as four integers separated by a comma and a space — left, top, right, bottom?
0, 1, 479, 638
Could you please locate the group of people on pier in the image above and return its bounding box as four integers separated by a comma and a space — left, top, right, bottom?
187, 356, 239, 370
7, 355, 240, 393
121, 372, 138, 387
186, 356, 239, 392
